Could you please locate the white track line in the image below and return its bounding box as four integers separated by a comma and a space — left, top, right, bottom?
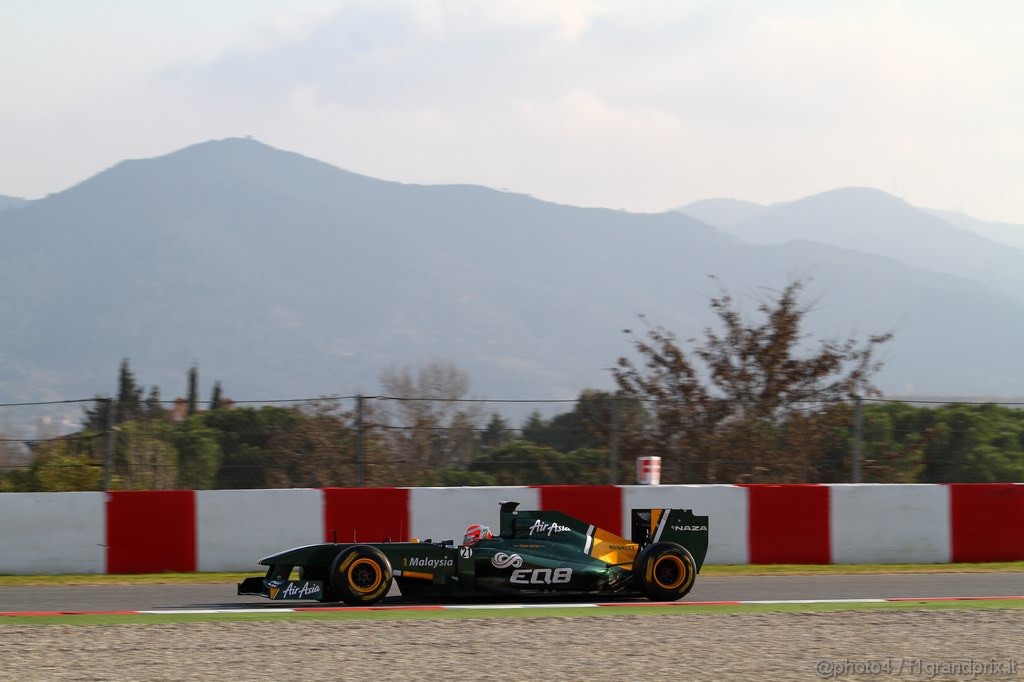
129, 596, 1023, 616
4, 596, 1021, 618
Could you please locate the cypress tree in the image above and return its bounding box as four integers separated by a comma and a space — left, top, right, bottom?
145, 386, 164, 419
115, 359, 143, 424
187, 365, 199, 417
210, 381, 223, 411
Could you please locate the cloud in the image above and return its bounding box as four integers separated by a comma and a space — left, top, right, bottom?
3, 1, 1024, 221
182, 3, 1013, 128
169, 1, 592, 108
167, 2, 1020, 215
234, 3, 342, 54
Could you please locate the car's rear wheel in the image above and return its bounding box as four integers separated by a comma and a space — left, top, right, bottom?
634, 542, 697, 601
329, 546, 393, 606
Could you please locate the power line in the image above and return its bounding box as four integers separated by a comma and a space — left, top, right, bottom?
374, 396, 578, 404
0, 398, 99, 408
862, 396, 1024, 405
0, 433, 103, 444
154, 395, 361, 405
9, 393, 1024, 408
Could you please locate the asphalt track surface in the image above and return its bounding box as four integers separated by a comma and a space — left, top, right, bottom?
1, 573, 1021, 613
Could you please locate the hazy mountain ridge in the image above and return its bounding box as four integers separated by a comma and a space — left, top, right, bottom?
0, 195, 28, 210
3, 138, 1024, 411
679, 188, 1024, 305
924, 207, 1024, 252
674, 197, 770, 226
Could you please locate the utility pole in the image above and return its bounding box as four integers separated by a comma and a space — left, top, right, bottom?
102, 398, 115, 491
354, 395, 365, 487
852, 395, 863, 483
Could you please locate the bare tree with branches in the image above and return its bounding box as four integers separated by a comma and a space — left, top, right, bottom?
613, 279, 892, 483
379, 362, 482, 482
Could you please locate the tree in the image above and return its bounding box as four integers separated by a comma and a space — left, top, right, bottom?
520, 405, 587, 453
112, 422, 179, 490
462, 442, 608, 485
520, 390, 647, 456
379, 362, 481, 479
187, 365, 199, 417
144, 386, 166, 420
82, 360, 144, 429
480, 413, 514, 450
520, 411, 547, 444
115, 359, 143, 424
30, 440, 103, 491
613, 279, 892, 483
834, 401, 926, 483
205, 405, 302, 488
264, 400, 353, 488
916, 403, 1024, 483
173, 416, 222, 489
210, 381, 224, 411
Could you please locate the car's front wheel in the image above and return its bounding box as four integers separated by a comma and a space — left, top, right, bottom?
329, 546, 393, 606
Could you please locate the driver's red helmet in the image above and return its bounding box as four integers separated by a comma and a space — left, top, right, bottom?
464, 523, 493, 544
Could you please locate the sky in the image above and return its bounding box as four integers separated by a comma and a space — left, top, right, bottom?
3, 1, 1023, 222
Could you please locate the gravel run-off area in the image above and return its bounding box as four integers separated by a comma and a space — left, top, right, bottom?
1, 610, 1021, 681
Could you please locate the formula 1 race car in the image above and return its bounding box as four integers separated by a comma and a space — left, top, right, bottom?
238, 501, 709, 605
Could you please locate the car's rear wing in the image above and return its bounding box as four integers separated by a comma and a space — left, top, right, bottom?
497, 501, 708, 572
630, 508, 709, 571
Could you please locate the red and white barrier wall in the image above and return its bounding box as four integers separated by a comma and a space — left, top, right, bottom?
0, 484, 1021, 574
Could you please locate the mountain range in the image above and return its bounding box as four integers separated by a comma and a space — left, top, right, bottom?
0, 195, 27, 211
678, 189, 1024, 305
3, 138, 1024, 424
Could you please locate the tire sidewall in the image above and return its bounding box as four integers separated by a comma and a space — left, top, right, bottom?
329, 545, 394, 606
634, 542, 697, 601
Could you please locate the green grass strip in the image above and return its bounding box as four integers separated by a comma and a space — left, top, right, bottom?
1, 599, 1022, 627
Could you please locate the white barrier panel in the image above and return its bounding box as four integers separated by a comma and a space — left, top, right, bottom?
0, 492, 106, 574
409, 486, 540, 542
196, 489, 323, 571
830, 484, 951, 564
0, 484, 991, 575
621, 485, 749, 565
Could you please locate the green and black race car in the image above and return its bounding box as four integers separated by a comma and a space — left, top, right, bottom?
238, 501, 709, 605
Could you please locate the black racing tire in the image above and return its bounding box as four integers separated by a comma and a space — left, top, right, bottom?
329, 546, 393, 606
634, 542, 697, 601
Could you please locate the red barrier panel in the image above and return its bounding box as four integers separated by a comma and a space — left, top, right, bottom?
323, 488, 410, 543
950, 483, 1024, 562
106, 491, 196, 573
537, 485, 623, 536
746, 484, 831, 564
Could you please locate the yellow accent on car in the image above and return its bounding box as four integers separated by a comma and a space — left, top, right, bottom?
589, 527, 639, 566
268, 586, 279, 600
650, 509, 663, 540
401, 570, 432, 580
336, 552, 357, 575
